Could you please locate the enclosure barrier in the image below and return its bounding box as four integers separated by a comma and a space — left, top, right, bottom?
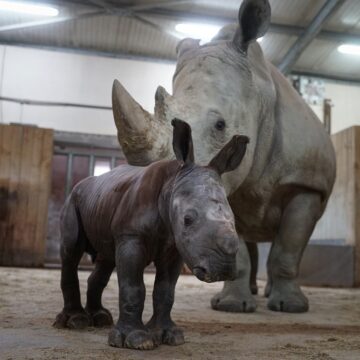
0, 124, 53, 266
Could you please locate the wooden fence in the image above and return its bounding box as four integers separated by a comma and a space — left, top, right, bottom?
0, 124, 53, 266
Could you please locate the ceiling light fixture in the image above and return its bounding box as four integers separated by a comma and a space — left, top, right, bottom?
0, 1, 59, 17
175, 23, 222, 44
338, 44, 360, 56
175, 23, 265, 45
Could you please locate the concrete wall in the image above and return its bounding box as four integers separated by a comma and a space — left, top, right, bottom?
1, 45, 360, 136
310, 81, 360, 134
0, 45, 175, 134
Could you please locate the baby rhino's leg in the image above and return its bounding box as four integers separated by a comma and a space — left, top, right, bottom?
85, 255, 115, 327
108, 236, 154, 350
53, 198, 92, 329
146, 252, 184, 346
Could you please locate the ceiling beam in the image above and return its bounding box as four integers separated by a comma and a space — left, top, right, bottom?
0, 0, 359, 46
291, 70, 360, 84
0, 10, 105, 32
85, 0, 182, 38
0, 39, 177, 63
269, 23, 360, 44
138, 8, 360, 45
0, 0, 191, 33
278, 0, 346, 75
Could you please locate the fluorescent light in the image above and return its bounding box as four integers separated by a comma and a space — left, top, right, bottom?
175, 23, 222, 44
338, 44, 360, 56
0, 1, 59, 17
175, 23, 265, 45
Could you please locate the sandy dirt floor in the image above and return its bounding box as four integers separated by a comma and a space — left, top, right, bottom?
0, 267, 360, 360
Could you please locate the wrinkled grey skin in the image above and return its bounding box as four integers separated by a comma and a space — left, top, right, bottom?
53, 119, 249, 350
112, 0, 336, 313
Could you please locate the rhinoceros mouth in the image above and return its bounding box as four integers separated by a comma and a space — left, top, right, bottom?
192, 266, 236, 283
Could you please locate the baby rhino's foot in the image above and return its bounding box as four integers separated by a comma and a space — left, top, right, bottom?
108, 326, 155, 350
150, 326, 185, 346
86, 307, 113, 327
53, 309, 92, 329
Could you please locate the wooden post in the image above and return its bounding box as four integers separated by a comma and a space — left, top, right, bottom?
0, 124, 53, 267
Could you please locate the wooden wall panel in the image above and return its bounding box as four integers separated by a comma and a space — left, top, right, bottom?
312, 128, 356, 243
354, 127, 360, 286
0, 124, 53, 267
312, 126, 360, 286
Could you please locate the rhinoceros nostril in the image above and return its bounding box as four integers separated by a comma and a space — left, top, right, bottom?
192, 266, 208, 281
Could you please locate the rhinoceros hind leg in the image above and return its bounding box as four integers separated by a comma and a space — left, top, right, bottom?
53, 309, 92, 329
210, 239, 256, 313
87, 307, 113, 328
53, 198, 91, 329
267, 192, 322, 313
85, 256, 115, 327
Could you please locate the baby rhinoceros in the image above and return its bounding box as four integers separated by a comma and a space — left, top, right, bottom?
54, 119, 249, 350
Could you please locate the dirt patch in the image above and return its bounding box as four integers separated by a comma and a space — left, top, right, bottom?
0, 267, 360, 359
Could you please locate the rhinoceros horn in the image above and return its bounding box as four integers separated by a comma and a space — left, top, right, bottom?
112, 79, 172, 165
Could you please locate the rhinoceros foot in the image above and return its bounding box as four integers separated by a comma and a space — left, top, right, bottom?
211, 289, 256, 313
267, 279, 309, 313
108, 326, 155, 350
149, 326, 185, 346
86, 307, 113, 327
53, 309, 92, 329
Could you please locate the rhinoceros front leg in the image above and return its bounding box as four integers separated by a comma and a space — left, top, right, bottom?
146, 251, 185, 346
267, 192, 322, 313
108, 237, 154, 350
245, 241, 258, 295
211, 237, 256, 313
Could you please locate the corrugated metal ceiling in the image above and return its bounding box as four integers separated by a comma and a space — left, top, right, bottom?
0, 0, 359, 81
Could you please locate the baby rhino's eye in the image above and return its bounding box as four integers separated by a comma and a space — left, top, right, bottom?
183, 209, 198, 226
184, 215, 194, 226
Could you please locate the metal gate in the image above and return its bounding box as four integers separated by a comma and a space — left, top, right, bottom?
45, 131, 125, 265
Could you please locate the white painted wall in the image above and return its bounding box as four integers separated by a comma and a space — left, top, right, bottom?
1, 44, 360, 136
310, 81, 360, 134
0, 45, 175, 134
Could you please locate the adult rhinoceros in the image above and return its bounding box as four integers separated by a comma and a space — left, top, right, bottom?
111, 0, 336, 313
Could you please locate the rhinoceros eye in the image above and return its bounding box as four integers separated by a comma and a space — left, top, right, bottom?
184, 215, 194, 226
215, 119, 226, 131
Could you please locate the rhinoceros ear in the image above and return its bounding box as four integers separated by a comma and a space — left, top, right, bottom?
154, 86, 171, 122
209, 135, 249, 175
171, 118, 194, 165
176, 38, 200, 58
233, 0, 271, 52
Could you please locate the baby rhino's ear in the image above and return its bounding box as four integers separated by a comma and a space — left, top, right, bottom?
171, 118, 195, 164
209, 135, 249, 175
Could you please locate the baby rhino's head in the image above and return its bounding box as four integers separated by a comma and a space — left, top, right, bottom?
170, 119, 249, 283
